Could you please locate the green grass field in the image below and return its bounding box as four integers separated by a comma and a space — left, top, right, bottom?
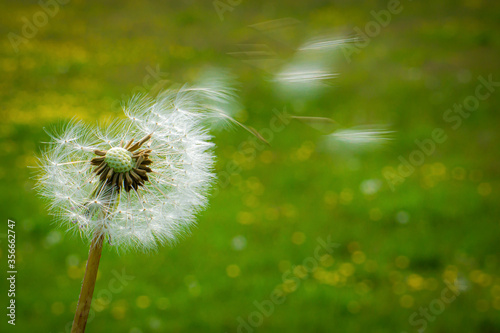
1, 0, 500, 332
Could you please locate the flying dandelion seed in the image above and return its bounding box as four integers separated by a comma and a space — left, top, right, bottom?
330, 126, 394, 144
274, 68, 339, 83
273, 35, 355, 97
298, 36, 359, 51
323, 125, 395, 153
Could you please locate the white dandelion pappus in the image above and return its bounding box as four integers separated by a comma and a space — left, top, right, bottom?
298, 36, 359, 52
273, 36, 355, 97
274, 68, 339, 83
160, 69, 242, 130
36, 86, 231, 252
324, 125, 394, 149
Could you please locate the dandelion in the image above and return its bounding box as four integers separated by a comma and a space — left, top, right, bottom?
35, 79, 241, 332
37, 101, 216, 252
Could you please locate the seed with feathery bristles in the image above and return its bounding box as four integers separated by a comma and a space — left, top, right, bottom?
138, 165, 152, 173
128, 134, 152, 152
133, 168, 147, 178
129, 169, 143, 183
106, 168, 114, 179
90, 156, 105, 165
124, 138, 134, 149
94, 163, 107, 175
135, 155, 144, 168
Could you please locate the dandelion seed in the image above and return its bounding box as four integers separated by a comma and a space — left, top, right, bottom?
274, 68, 338, 84
298, 36, 359, 52
273, 35, 355, 96
325, 125, 394, 148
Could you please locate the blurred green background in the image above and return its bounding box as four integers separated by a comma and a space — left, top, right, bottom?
1, 0, 500, 332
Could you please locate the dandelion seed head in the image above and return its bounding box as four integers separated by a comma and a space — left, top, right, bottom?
35, 85, 224, 252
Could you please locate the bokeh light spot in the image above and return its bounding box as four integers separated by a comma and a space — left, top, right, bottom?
226, 264, 241, 278
352, 251, 366, 264
395, 256, 410, 269
477, 182, 492, 196
51, 302, 65, 315
291, 231, 306, 245
136, 295, 151, 309
400, 295, 414, 308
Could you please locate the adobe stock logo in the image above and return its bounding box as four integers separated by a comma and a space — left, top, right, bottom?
231, 236, 339, 333
7, 0, 71, 53
340, 0, 406, 63
213, 0, 242, 21
402, 279, 462, 333
384, 74, 499, 191
110, 64, 169, 111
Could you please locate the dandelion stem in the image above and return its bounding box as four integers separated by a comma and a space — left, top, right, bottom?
71, 232, 105, 333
